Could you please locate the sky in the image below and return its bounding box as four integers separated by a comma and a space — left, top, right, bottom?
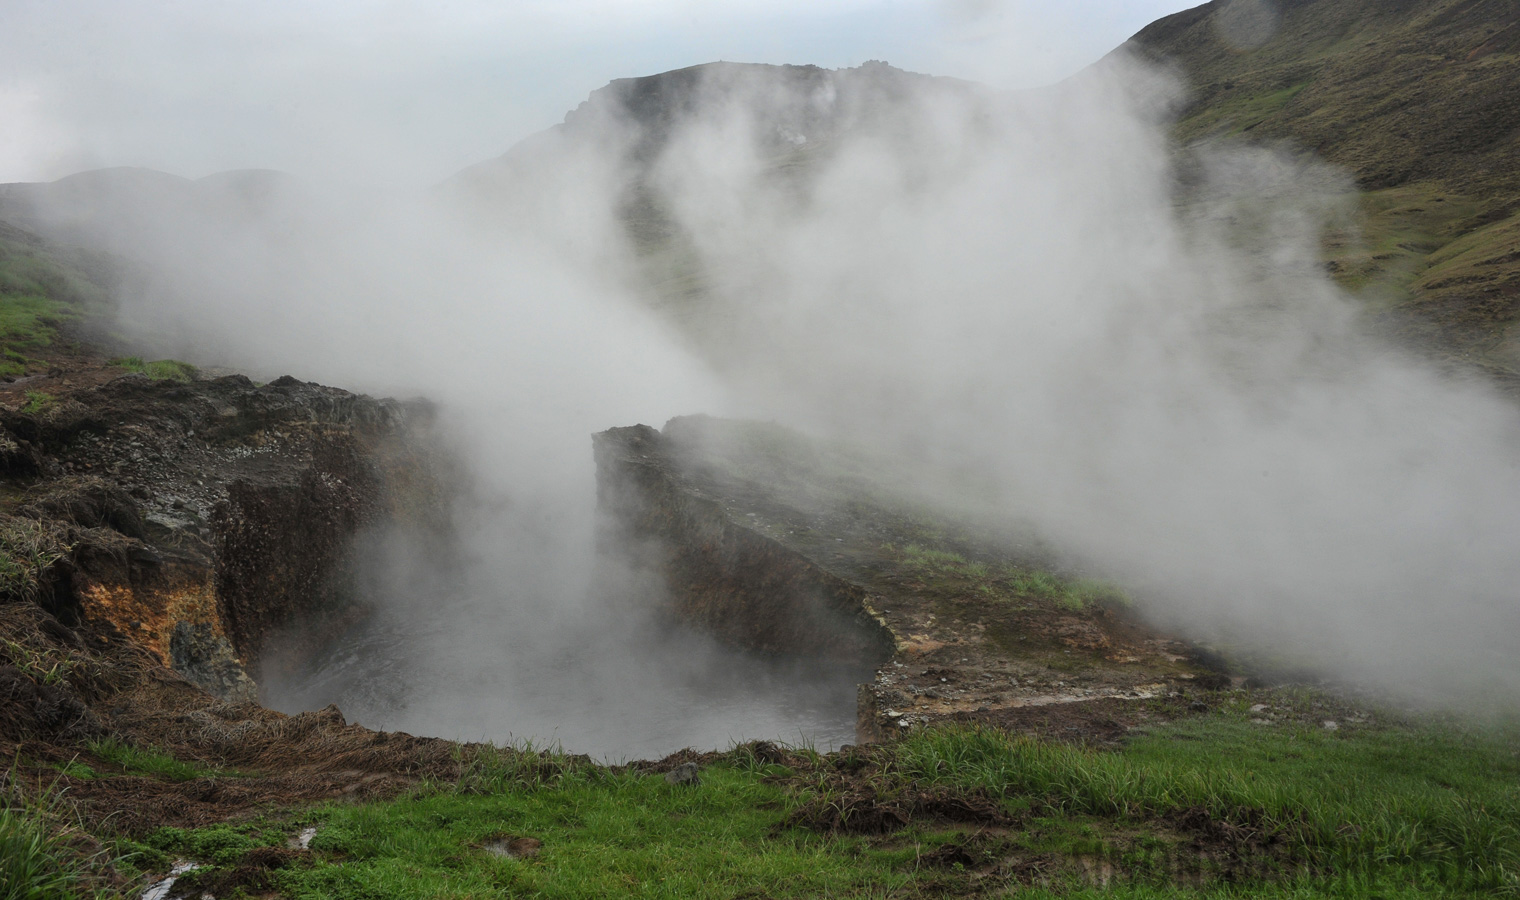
0, 0, 1201, 186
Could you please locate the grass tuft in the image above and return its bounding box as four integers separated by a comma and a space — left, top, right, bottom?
0, 805, 77, 900
0, 518, 69, 605
86, 738, 201, 783
108, 357, 198, 382
890, 542, 1129, 612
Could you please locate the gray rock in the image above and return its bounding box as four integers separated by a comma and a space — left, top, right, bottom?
664, 762, 701, 786
169, 621, 258, 703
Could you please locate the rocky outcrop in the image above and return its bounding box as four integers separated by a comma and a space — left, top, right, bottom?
0, 370, 447, 701
594, 422, 894, 664
168, 621, 257, 704
595, 415, 1218, 744
213, 436, 382, 673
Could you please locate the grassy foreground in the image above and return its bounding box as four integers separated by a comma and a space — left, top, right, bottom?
12, 695, 1508, 899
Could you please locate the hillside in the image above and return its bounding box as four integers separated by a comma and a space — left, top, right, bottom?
1125, 0, 1520, 375
446, 60, 992, 354
451, 1, 1520, 381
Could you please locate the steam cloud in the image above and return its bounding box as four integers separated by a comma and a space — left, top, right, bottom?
641, 59, 1520, 708
9, 44, 1519, 753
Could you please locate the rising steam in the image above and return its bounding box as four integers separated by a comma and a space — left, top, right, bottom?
7, 41, 1518, 754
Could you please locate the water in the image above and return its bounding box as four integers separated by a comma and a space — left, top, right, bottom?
262, 604, 870, 761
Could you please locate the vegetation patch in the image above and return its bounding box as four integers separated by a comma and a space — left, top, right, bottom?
70, 707, 1515, 897
0, 805, 84, 900
0, 228, 108, 375
85, 737, 205, 783
108, 357, 199, 382
0, 516, 70, 605
0, 784, 107, 900
889, 542, 1127, 613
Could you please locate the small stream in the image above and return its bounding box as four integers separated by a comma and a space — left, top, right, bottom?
262, 605, 871, 761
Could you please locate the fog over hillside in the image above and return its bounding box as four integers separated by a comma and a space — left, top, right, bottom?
4, 38, 1518, 751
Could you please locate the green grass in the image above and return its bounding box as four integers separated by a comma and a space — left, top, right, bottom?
121, 710, 1520, 897
1415, 209, 1520, 291
108, 357, 198, 382
19, 391, 52, 415
0, 778, 106, 900
891, 543, 1128, 612
1179, 82, 1310, 139
48, 759, 98, 781
152, 766, 929, 899
85, 737, 203, 783
895, 708, 1520, 892
0, 229, 105, 371
899, 543, 987, 577
140, 824, 268, 866
0, 805, 78, 900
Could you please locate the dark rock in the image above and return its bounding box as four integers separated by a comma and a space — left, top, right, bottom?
664, 761, 701, 786
593, 422, 893, 662
19, 475, 146, 538
212, 437, 381, 672
168, 621, 257, 703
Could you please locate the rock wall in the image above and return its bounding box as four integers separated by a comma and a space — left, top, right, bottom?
593, 423, 893, 664
213, 436, 381, 673
0, 372, 448, 702
594, 415, 1218, 746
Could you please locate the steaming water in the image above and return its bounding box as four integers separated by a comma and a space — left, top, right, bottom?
263, 608, 870, 761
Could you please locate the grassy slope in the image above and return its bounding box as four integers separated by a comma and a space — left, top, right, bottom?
0, 218, 202, 393
1127, 0, 1520, 373
0, 221, 106, 377
79, 705, 1520, 898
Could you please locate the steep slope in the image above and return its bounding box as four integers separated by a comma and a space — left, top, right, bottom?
1125, 0, 1520, 373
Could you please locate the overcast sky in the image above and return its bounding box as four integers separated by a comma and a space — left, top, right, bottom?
0, 0, 1200, 186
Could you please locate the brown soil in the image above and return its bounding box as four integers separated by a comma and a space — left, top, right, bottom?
168, 847, 312, 897
944, 695, 1202, 747
784, 777, 1016, 835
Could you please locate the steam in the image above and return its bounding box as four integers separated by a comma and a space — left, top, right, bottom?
643, 56, 1520, 707
7, 36, 1519, 754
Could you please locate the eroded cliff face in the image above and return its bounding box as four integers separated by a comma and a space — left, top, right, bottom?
594, 422, 894, 665
0, 370, 448, 704
595, 415, 1223, 744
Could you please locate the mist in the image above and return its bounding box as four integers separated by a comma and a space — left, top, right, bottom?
640, 57, 1520, 708
6, 40, 1518, 756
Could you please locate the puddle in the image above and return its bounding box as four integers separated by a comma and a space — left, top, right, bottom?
287, 826, 318, 850
141, 861, 199, 900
